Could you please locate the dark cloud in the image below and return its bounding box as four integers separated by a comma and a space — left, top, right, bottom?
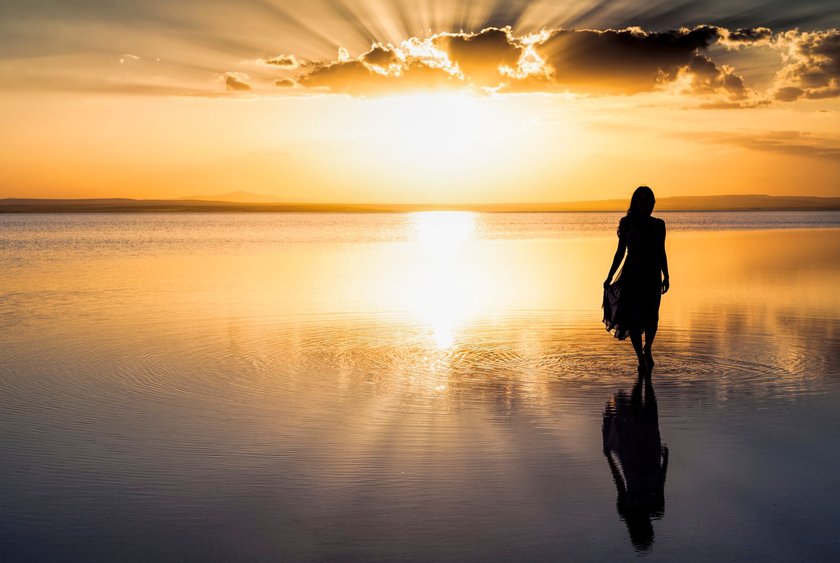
728, 27, 773, 43
433, 28, 522, 87
275, 78, 295, 88
299, 59, 457, 95
284, 24, 840, 104
774, 30, 840, 100
534, 26, 722, 94
223, 72, 251, 91
718, 27, 774, 48
294, 26, 736, 96
774, 86, 804, 101
684, 54, 748, 99
361, 44, 400, 67
263, 55, 298, 67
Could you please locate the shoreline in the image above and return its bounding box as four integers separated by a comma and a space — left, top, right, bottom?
2, 196, 840, 214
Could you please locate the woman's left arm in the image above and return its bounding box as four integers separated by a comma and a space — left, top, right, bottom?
659, 220, 670, 294
604, 236, 627, 289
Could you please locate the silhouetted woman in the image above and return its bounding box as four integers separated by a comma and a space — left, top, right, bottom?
603, 186, 669, 374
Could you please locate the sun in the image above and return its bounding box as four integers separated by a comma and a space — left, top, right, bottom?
357, 92, 522, 193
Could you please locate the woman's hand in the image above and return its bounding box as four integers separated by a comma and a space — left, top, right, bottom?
661, 276, 670, 294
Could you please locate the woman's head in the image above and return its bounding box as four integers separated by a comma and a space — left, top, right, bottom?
628, 186, 655, 216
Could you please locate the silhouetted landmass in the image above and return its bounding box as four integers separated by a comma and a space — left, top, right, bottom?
179, 191, 282, 203
1, 195, 840, 213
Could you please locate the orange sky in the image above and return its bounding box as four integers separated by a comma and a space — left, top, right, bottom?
1, 1, 838, 202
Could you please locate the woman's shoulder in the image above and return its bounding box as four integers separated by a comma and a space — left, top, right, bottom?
617, 215, 631, 236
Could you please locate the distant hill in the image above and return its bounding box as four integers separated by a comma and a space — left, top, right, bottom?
1, 194, 839, 213
179, 191, 282, 203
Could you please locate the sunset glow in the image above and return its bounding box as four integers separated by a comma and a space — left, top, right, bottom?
1, 2, 838, 202
3, 2, 840, 560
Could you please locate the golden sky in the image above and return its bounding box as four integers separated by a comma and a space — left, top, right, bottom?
1, 0, 839, 202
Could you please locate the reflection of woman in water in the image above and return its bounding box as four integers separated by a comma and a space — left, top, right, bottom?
603, 378, 668, 552
603, 186, 670, 374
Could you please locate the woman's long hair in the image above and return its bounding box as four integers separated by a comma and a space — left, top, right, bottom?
628, 186, 655, 217
619, 186, 656, 237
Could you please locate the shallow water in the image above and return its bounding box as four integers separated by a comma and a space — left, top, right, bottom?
1, 212, 839, 561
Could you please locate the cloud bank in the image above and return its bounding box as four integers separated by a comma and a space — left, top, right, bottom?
268, 25, 840, 104
773, 29, 840, 100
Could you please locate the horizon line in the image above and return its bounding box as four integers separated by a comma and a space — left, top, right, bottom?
2, 194, 840, 213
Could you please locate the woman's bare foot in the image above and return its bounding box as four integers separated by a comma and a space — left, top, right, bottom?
644, 349, 654, 371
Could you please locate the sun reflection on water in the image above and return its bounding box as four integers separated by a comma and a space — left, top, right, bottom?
411, 211, 476, 255
409, 212, 477, 349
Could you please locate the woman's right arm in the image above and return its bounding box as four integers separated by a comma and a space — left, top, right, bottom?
604, 235, 626, 288
658, 220, 669, 294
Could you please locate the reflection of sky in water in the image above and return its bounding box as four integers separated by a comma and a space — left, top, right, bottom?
0, 213, 839, 561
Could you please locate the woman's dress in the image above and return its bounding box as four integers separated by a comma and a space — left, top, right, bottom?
603, 216, 665, 339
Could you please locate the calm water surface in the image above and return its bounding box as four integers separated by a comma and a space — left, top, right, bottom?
1, 212, 839, 561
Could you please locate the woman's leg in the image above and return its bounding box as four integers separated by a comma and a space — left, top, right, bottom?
629, 329, 646, 372
643, 322, 658, 370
